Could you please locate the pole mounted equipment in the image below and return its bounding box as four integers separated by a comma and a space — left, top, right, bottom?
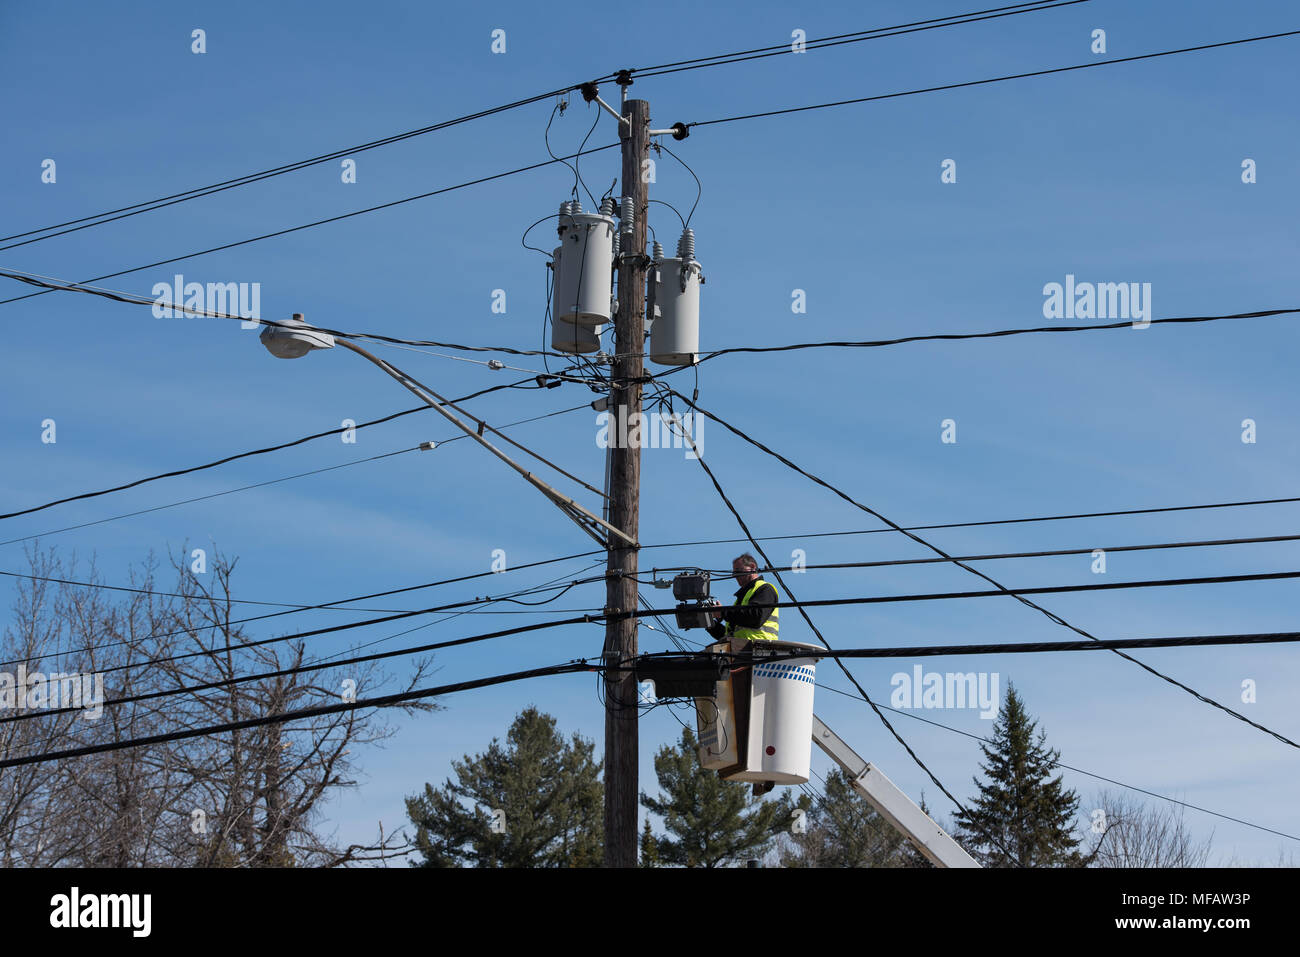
258, 315, 633, 548
649, 228, 702, 365
260, 313, 334, 359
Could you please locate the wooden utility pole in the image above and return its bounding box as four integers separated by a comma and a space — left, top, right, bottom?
603, 95, 649, 868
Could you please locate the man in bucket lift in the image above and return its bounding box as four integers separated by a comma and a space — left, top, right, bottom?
708, 553, 780, 794
707, 553, 780, 650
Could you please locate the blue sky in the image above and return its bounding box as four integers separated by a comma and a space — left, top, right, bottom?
2, 0, 1298, 865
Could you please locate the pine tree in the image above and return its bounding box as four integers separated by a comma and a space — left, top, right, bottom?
781, 768, 923, 867
640, 727, 791, 868
405, 707, 602, 867
954, 682, 1082, 867
639, 819, 660, 867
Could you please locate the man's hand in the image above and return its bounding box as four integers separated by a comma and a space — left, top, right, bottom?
710, 607, 723, 619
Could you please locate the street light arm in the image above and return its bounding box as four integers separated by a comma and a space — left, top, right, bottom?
334, 339, 636, 549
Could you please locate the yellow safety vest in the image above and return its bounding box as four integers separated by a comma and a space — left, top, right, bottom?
729, 578, 780, 643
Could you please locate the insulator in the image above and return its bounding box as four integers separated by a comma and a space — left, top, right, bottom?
612, 232, 621, 258
652, 241, 664, 261
599, 197, 617, 216
620, 196, 635, 234
676, 227, 695, 263
570, 198, 583, 214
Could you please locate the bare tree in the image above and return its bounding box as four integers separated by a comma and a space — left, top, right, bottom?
0, 544, 437, 867
1084, 788, 1213, 868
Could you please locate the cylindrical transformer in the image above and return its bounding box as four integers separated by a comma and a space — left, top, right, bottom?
554, 211, 615, 326
649, 257, 701, 365
550, 246, 604, 353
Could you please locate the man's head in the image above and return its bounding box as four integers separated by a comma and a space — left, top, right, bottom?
732, 553, 760, 587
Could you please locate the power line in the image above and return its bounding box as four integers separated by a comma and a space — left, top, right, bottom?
681, 308, 1300, 364
0, 267, 574, 362
0, 509, 602, 613
0, 376, 544, 523
15, 585, 1298, 744
663, 569, 1300, 608
687, 30, 1300, 129
0, 268, 615, 389
698, 629, 1300, 662
0, 567, 402, 615
0, 401, 593, 550
0, 578, 599, 727
35, 566, 1300, 681
670, 402, 1299, 858
117, 564, 1300, 674
670, 389, 1300, 751
815, 682, 1300, 845
0, 3, 1081, 252
0, 447, 418, 548
631, 1, 1086, 79
642, 494, 1300, 551
38, 557, 1300, 677
0, 659, 600, 770
0, 144, 619, 310
0, 85, 615, 251
643, 530, 1300, 578
304, 560, 605, 667
660, 417, 1014, 860
0, 546, 604, 670
19, 266, 1296, 375
1, 577, 606, 694
0, 559, 606, 763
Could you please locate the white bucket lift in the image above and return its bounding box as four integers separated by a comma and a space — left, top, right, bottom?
695, 639, 821, 785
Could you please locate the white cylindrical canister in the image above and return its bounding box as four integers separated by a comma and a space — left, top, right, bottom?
554, 212, 615, 326
649, 257, 700, 365
551, 245, 604, 353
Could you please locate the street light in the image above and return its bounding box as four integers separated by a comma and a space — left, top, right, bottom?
256, 312, 634, 549
259, 313, 334, 359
